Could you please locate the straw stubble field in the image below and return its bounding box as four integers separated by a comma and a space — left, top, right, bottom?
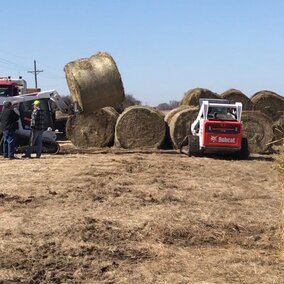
0, 143, 283, 283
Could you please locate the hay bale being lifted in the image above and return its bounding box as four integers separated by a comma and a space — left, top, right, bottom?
66, 107, 119, 148
220, 89, 253, 110
242, 111, 274, 153
64, 52, 125, 114
168, 108, 199, 149
115, 106, 166, 149
180, 88, 219, 107
251, 90, 284, 121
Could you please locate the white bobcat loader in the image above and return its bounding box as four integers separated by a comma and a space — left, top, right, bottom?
180, 98, 249, 159
0, 77, 77, 154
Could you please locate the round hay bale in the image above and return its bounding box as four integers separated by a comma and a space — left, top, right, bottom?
64, 52, 125, 114
220, 89, 253, 110
168, 108, 199, 149
164, 105, 192, 124
272, 113, 284, 146
115, 106, 166, 149
66, 107, 118, 148
180, 88, 219, 107
164, 106, 191, 149
251, 90, 284, 121
242, 111, 274, 153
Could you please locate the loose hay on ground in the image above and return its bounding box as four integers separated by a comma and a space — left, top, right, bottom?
276, 147, 284, 256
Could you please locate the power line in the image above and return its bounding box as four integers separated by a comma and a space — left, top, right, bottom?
27, 60, 43, 88
0, 57, 30, 70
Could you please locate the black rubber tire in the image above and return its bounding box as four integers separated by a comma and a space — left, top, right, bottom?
234, 137, 250, 160
42, 141, 60, 154
188, 135, 202, 157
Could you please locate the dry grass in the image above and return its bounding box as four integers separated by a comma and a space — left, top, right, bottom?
276, 146, 284, 256
0, 144, 283, 283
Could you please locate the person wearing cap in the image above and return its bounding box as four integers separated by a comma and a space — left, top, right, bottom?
22, 100, 46, 159
0, 101, 20, 159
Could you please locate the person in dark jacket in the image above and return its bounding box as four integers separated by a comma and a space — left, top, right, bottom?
0, 101, 20, 159
22, 100, 46, 159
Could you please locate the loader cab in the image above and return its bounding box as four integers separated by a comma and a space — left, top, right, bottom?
18, 99, 54, 130
199, 98, 237, 121
208, 106, 237, 121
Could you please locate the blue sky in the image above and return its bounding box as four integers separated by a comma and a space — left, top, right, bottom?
0, 0, 284, 106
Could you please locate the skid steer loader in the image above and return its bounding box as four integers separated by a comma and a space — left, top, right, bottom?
180, 98, 249, 159
0, 77, 77, 154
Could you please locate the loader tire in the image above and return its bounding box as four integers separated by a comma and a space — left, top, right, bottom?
188, 135, 202, 157
42, 141, 60, 154
234, 138, 249, 160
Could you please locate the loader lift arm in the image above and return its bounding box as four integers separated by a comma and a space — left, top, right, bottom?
49, 90, 81, 115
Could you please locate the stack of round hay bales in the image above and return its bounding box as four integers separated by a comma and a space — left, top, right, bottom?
220, 89, 253, 110
115, 106, 166, 149
180, 88, 219, 107
164, 105, 192, 124
242, 111, 274, 153
64, 52, 125, 114
66, 107, 118, 148
168, 107, 199, 149
251, 90, 284, 122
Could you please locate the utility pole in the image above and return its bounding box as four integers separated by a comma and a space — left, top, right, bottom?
27, 60, 43, 88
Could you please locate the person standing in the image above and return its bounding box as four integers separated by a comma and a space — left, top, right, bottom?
0, 101, 20, 159
22, 100, 46, 159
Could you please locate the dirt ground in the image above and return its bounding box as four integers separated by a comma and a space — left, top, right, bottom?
0, 142, 283, 284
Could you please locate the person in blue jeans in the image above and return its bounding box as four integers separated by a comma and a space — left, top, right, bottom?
22, 100, 46, 159
0, 101, 20, 159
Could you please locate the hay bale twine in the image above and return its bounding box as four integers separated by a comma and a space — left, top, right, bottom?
220, 89, 253, 110
272, 113, 284, 146
66, 107, 118, 148
251, 90, 284, 121
242, 111, 274, 153
180, 88, 219, 107
64, 52, 125, 114
168, 108, 199, 149
115, 106, 166, 149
